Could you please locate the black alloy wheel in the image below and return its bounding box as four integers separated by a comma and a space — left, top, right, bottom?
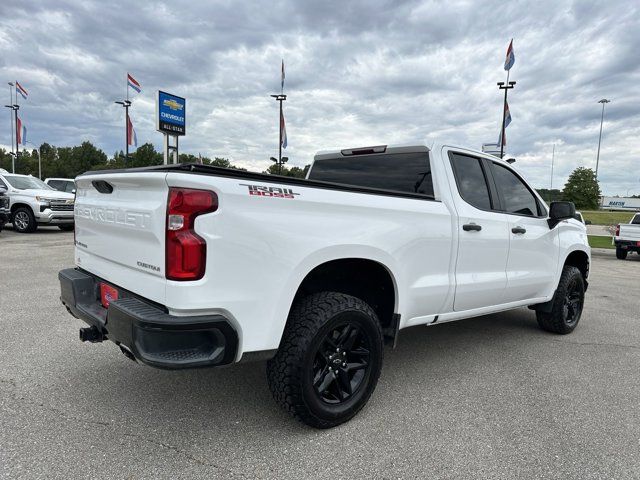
536, 265, 585, 334
267, 292, 384, 429
562, 276, 584, 328
312, 322, 372, 404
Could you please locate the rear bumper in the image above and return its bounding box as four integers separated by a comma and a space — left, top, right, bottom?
58, 268, 238, 369
614, 239, 640, 252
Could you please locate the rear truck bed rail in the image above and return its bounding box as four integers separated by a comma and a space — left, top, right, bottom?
59, 268, 238, 369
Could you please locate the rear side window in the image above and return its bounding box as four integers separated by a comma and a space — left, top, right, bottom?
492, 163, 541, 217
309, 152, 434, 197
449, 153, 492, 210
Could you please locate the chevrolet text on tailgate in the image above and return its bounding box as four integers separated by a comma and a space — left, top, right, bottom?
59, 144, 590, 428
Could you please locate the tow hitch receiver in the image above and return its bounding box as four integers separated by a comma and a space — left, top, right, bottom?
79, 326, 104, 343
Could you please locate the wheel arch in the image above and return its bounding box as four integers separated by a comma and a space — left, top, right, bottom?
10, 202, 33, 215
290, 257, 398, 331
563, 249, 590, 284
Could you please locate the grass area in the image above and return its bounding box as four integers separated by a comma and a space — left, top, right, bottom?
588, 235, 614, 249
581, 210, 635, 226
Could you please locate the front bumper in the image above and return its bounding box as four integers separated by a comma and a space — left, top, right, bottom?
59, 268, 238, 369
37, 208, 74, 225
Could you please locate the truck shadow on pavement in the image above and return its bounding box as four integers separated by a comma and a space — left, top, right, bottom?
57, 308, 553, 435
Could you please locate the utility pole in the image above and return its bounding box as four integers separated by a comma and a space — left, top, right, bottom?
497, 80, 516, 159
114, 100, 131, 164
595, 98, 610, 181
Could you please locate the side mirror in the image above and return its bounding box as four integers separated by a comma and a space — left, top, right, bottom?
548, 201, 576, 229
72, 189, 76, 194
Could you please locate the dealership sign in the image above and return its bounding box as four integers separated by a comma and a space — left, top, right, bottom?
156, 91, 186, 136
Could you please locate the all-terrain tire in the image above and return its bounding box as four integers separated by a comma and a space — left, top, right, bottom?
12, 207, 37, 233
267, 292, 384, 429
616, 247, 628, 260
536, 265, 585, 334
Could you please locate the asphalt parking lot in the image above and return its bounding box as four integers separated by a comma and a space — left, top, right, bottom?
1, 228, 639, 479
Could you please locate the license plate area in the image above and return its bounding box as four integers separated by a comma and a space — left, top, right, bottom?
99, 282, 119, 309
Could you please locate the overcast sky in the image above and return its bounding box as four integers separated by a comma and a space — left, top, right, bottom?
0, 0, 638, 194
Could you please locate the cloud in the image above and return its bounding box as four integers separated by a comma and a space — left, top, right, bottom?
0, 0, 638, 194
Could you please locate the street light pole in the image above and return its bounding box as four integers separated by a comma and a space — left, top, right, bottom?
497, 80, 516, 159
114, 100, 131, 164
595, 98, 610, 181
270, 93, 286, 174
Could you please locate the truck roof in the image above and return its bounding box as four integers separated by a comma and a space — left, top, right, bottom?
313, 143, 512, 166
314, 144, 429, 161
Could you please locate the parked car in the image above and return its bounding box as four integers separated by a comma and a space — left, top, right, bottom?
614, 213, 640, 259
59, 143, 590, 428
0, 171, 75, 233
45, 177, 76, 194
0, 188, 9, 233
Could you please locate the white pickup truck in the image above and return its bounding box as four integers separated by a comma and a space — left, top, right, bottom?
614, 213, 640, 259
0, 170, 75, 233
59, 144, 590, 428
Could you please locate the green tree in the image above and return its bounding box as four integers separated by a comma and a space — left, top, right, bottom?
263, 164, 310, 178
562, 167, 601, 210
536, 188, 563, 203
131, 143, 162, 168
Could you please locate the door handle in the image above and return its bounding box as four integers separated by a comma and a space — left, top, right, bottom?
512, 226, 526, 234
463, 223, 482, 232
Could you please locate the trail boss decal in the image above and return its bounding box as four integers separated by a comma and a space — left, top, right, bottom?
240, 184, 300, 199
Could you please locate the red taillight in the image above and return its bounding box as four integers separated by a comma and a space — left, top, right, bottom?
615, 224, 620, 236
166, 187, 218, 281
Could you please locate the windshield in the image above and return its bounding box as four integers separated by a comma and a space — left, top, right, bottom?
4, 175, 53, 190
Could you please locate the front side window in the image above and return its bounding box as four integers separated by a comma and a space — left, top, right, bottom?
449, 153, 492, 210
64, 181, 76, 193
492, 163, 540, 216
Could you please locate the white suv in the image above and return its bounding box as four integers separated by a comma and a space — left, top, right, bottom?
0, 170, 75, 233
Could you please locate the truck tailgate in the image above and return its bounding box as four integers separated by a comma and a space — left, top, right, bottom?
619, 224, 640, 242
73, 172, 169, 305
